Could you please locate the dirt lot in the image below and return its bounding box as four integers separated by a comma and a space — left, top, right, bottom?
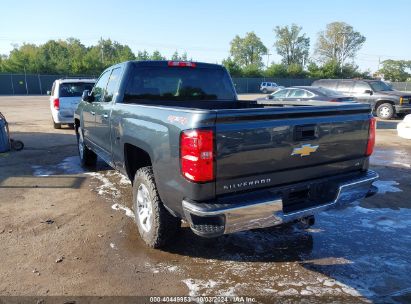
1, 96, 411, 303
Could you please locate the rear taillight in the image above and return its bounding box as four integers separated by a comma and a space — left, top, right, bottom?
168, 61, 196, 68
365, 117, 376, 156
53, 98, 60, 110
180, 129, 214, 182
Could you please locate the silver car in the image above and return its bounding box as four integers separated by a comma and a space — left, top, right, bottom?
49, 78, 95, 129
260, 82, 282, 94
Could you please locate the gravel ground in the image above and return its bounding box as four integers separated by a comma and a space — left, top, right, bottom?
0, 96, 410, 303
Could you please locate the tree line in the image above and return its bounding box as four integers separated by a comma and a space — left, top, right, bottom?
223, 21, 410, 81
0, 23, 409, 81
0, 38, 189, 76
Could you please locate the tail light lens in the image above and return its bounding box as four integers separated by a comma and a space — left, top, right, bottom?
53, 98, 60, 110
365, 117, 376, 156
180, 129, 214, 182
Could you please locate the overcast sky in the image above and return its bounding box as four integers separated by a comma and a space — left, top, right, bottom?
1, 0, 410, 72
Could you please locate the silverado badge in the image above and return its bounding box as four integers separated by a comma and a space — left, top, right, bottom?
291, 144, 319, 157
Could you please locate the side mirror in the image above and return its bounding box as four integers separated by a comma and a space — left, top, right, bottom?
46, 91, 51, 95
364, 89, 373, 95
82, 90, 94, 102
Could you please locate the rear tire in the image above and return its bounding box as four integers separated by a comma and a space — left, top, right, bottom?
262, 88, 268, 94
376, 103, 394, 120
68, 123, 75, 129
77, 126, 97, 167
133, 166, 180, 249
10, 139, 24, 151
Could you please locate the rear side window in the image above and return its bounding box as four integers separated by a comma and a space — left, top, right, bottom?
352, 82, 371, 93
59, 82, 94, 97
272, 89, 290, 98
337, 81, 354, 92
316, 80, 337, 90
288, 89, 306, 98
124, 65, 236, 102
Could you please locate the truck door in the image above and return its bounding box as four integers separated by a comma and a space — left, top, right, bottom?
94, 67, 123, 164
83, 70, 111, 147
351, 81, 374, 105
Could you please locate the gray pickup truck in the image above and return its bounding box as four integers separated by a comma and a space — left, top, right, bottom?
74, 60, 378, 249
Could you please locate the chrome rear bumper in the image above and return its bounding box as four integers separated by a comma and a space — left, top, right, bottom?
182, 170, 378, 237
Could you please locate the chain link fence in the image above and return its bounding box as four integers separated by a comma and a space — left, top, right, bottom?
0, 73, 410, 95
0, 73, 95, 95
391, 82, 411, 92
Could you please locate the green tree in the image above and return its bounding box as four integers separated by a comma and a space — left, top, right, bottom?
150, 50, 166, 60
287, 63, 307, 78
66, 38, 88, 74
315, 22, 365, 68
170, 51, 189, 61
378, 60, 411, 81
229, 32, 267, 68
222, 57, 242, 77
264, 63, 288, 78
307, 60, 363, 79
2, 43, 42, 73
136, 50, 150, 60
241, 65, 263, 77
274, 24, 310, 66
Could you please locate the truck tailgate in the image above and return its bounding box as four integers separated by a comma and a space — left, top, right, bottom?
215, 104, 372, 195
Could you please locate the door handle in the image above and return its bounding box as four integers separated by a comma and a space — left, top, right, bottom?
91, 111, 95, 115
103, 114, 109, 119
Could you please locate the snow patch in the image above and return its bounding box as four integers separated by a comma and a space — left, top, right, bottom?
110, 243, 118, 250
182, 279, 218, 297
86, 172, 120, 197
111, 203, 135, 219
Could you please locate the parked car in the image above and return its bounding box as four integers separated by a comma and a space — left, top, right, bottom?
49, 78, 96, 129
312, 79, 411, 120
260, 82, 282, 93
257, 86, 355, 103
74, 60, 378, 249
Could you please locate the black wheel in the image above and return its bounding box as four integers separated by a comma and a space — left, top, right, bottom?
77, 126, 97, 167
10, 139, 24, 151
68, 123, 75, 129
133, 166, 180, 248
53, 120, 61, 129
262, 88, 268, 94
376, 103, 394, 120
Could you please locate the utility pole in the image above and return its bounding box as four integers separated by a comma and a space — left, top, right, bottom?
338, 31, 349, 74
266, 52, 272, 68
101, 46, 104, 64
340, 33, 346, 74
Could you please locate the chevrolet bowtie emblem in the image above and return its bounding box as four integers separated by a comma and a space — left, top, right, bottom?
291, 144, 319, 157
